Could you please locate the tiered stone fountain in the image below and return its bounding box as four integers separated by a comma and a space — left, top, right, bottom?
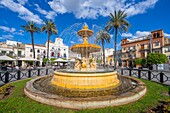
24, 24, 146, 109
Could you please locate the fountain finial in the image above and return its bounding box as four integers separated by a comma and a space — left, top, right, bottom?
83, 22, 88, 29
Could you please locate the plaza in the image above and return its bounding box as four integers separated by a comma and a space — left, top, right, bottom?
0, 0, 170, 113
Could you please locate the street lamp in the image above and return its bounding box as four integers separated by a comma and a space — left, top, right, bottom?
12, 42, 19, 66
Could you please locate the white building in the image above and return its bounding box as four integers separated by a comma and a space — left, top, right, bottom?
46, 37, 69, 59
90, 48, 114, 61
68, 50, 81, 59
0, 40, 25, 66
25, 44, 47, 66
105, 48, 114, 57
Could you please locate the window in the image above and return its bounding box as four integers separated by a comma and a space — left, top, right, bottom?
168, 56, 170, 61
64, 49, 66, 51
64, 53, 66, 58
51, 52, 54, 57
18, 51, 21, 57
30, 49, 33, 52
154, 42, 159, 46
37, 50, 40, 53
124, 48, 126, 50
166, 47, 170, 52
30, 54, 32, 57
134, 53, 136, 58
1, 51, 6, 55
154, 51, 159, 53
9, 51, 13, 56
157, 33, 160, 37
133, 46, 135, 50
57, 53, 60, 58
58, 48, 60, 51
43, 50, 46, 54
128, 47, 130, 50
153, 33, 157, 38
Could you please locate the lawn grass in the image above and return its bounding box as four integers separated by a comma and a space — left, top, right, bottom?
0, 78, 169, 113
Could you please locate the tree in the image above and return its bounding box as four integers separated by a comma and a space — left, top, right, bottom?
135, 58, 146, 68
21, 21, 39, 59
41, 20, 58, 66
50, 58, 57, 65
147, 53, 168, 70
105, 10, 130, 70
95, 30, 111, 66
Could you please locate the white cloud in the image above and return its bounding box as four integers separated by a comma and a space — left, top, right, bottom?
0, 0, 43, 24
122, 31, 170, 39
16, 0, 28, 5
0, 34, 14, 40
164, 33, 170, 37
0, 26, 16, 33
34, 4, 48, 15
34, 4, 56, 20
121, 33, 133, 37
132, 31, 150, 38
48, 0, 158, 19
0, 25, 24, 36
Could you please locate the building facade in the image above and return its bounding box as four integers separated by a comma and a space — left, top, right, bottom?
25, 44, 47, 65
0, 40, 25, 66
121, 30, 164, 67
46, 37, 69, 59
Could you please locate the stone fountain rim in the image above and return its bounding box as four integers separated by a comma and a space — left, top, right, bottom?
24, 75, 147, 109
56, 69, 116, 74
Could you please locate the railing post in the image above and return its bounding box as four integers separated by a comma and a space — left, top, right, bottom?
129, 68, 132, 76
17, 70, 21, 80
46, 68, 48, 75
28, 69, 31, 78
138, 69, 141, 78
121, 68, 123, 75
148, 70, 151, 80
38, 69, 40, 76
160, 71, 164, 83
5, 71, 9, 83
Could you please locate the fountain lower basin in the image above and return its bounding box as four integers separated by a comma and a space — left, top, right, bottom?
51, 71, 120, 90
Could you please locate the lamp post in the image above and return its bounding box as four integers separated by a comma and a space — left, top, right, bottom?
13, 42, 19, 66
128, 50, 133, 68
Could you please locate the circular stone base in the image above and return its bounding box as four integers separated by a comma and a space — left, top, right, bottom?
24, 75, 147, 109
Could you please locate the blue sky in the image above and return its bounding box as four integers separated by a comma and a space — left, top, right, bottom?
0, 0, 170, 49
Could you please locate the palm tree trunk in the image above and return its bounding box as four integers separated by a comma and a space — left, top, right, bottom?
31, 33, 36, 67
114, 28, 118, 70
102, 41, 105, 67
31, 33, 35, 59
46, 33, 50, 66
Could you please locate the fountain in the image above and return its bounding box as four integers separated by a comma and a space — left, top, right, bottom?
24, 24, 147, 109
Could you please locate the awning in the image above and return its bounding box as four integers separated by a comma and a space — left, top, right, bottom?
18, 57, 40, 61
0, 55, 15, 61
69, 59, 75, 62
54, 58, 68, 62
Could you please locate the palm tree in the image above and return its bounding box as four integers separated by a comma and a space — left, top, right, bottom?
41, 20, 58, 66
95, 30, 111, 66
105, 10, 130, 70
21, 21, 39, 59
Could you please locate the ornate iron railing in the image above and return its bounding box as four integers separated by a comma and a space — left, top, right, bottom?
0, 68, 56, 85
117, 68, 170, 85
